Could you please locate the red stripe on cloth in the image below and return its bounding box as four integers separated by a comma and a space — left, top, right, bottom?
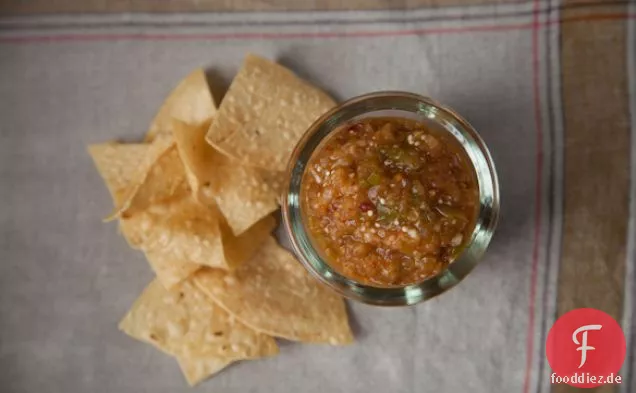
523, 1, 543, 393
519, 11, 636, 393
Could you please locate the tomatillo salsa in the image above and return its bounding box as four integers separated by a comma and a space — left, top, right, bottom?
301, 117, 479, 287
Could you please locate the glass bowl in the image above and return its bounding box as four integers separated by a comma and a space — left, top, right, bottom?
281, 91, 499, 306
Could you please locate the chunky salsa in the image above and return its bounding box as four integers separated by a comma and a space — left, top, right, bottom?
301, 117, 479, 287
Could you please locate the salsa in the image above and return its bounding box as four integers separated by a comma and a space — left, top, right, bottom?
301, 117, 479, 287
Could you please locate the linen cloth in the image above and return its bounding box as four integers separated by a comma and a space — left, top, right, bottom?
0, 1, 634, 393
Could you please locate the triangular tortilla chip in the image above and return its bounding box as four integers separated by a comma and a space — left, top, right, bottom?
143, 250, 201, 290
139, 213, 268, 287
110, 143, 190, 248
119, 279, 279, 358
120, 199, 274, 273
103, 136, 175, 221
220, 214, 276, 268
257, 169, 286, 204
173, 120, 279, 235
206, 54, 335, 172
88, 143, 150, 206
120, 279, 279, 385
145, 69, 217, 142
120, 197, 227, 269
193, 237, 353, 344
105, 140, 273, 277
176, 356, 231, 387
109, 144, 224, 273
91, 142, 203, 286
120, 145, 191, 218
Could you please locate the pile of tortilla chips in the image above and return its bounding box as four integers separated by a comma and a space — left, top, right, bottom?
88, 54, 352, 387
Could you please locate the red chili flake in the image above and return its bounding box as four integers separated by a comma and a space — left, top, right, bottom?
359, 201, 374, 212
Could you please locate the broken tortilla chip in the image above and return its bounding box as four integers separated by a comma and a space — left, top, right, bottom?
193, 237, 353, 345
206, 54, 335, 172
120, 279, 278, 385
173, 120, 279, 235
146, 69, 217, 142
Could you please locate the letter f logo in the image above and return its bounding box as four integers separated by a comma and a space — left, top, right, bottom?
572, 324, 602, 368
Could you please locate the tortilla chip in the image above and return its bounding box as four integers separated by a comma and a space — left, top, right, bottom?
122, 199, 273, 272
206, 54, 335, 172
204, 165, 278, 235
173, 120, 279, 234
122, 146, 191, 218
88, 143, 150, 206
120, 197, 227, 269
257, 169, 286, 203
193, 237, 353, 344
143, 250, 200, 290
220, 214, 276, 268
120, 279, 279, 385
103, 136, 175, 221
176, 356, 231, 386
145, 69, 217, 142
91, 139, 223, 283
113, 144, 189, 248
171, 119, 216, 194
